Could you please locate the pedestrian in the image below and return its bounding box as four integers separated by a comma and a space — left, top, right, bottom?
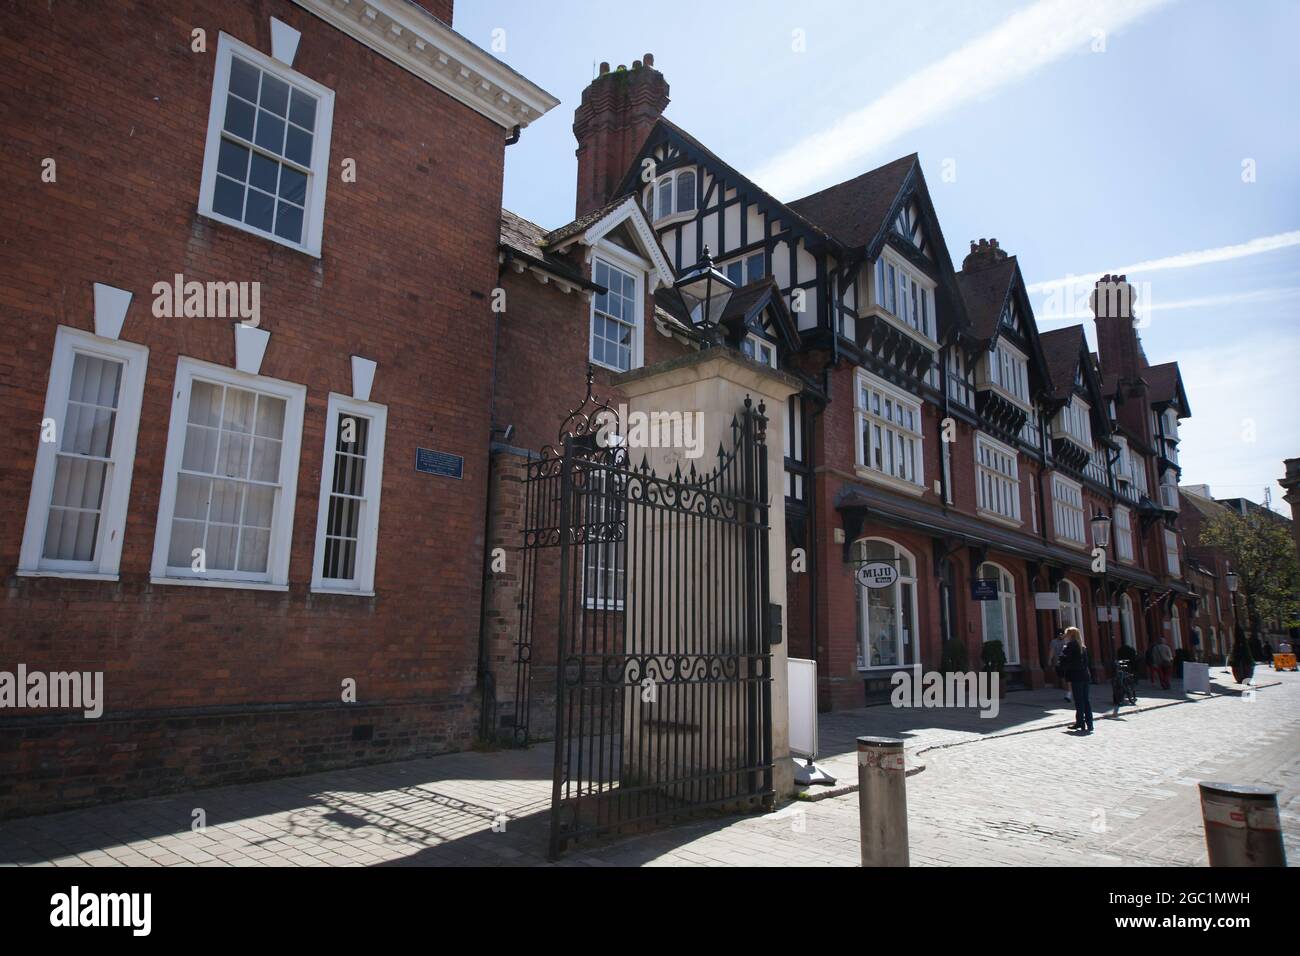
1047, 628, 1069, 700
1058, 626, 1093, 734
1152, 638, 1174, 690
1143, 641, 1157, 684
1263, 640, 1274, 665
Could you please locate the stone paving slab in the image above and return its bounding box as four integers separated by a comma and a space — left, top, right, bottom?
0, 669, 1294, 868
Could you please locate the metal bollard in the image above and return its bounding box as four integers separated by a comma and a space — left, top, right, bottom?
857, 736, 909, 867
1198, 782, 1287, 866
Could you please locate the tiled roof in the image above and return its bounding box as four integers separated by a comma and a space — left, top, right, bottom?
1146, 361, 1181, 404
542, 195, 631, 247
499, 208, 595, 288
1039, 325, 1087, 401
786, 154, 917, 249
1180, 488, 1233, 521
956, 257, 1017, 342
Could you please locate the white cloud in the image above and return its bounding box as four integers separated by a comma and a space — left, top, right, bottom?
750, 0, 1174, 199
1027, 231, 1300, 292
1034, 286, 1300, 322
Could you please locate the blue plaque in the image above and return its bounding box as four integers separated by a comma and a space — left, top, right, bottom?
415, 447, 463, 479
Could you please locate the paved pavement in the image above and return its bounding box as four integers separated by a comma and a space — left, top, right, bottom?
1, 668, 1296, 867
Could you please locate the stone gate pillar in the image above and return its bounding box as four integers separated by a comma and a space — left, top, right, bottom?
616, 349, 800, 799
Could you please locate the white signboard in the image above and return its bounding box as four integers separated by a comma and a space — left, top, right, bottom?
788, 657, 818, 760
856, 561, 898, 590
1034, 592, 1061, 610
1183, 662, 1211, 694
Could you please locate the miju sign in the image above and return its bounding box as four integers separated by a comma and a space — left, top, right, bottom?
855, 561, 898, 590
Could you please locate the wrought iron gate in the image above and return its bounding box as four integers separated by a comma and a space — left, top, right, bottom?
511, 373, 774, 858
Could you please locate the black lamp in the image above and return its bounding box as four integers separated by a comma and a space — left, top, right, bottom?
674, 246, 736, 344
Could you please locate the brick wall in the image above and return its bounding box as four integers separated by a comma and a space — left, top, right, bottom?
0, 0, 506, 815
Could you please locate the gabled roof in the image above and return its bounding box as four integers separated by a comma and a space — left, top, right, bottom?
543, 195, 629, 247
1039, 325, 1086, 403
786, 154, 916, 249
956, 257, 1019, 342
499, 209, 595, 288
1180, 488, 1233, 521
1146, 361, 1192, 417
719, 277, 801, 351
612, 118, 842, 251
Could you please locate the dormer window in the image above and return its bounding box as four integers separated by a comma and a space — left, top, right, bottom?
741, 334, 776, 368
651, 168, 696, 222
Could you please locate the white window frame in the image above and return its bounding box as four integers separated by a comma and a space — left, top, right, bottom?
198, 32, 335, 257
854, 369, 924, 489
1164, 528, 1180, 576
19, 327, 149, 581
150, 356, 306, 590
986, 340, 1031, 409
1058, 578, 1083, 634
588, 245, 646, 373
649, 166, 697, 224
975, 433, 1020, 523
978, 562, 1020, 664
1053, 394, 1093, 448
310, 393, 388, 596
1052, 473, 1086, 545
856, 538, 920, 670
1120, 594, 1136, 647
1115, 506, 1134, 561
741, 334, 777, 368
873, 249, 935, 341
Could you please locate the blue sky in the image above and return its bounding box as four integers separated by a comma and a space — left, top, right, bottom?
458, 0, 1300, 511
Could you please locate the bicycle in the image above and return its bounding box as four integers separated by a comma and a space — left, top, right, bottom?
1111, 659, 1138, 708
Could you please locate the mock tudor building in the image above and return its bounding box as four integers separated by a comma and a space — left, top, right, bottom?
479, 55, 1203, 715
0, 0, 556, 816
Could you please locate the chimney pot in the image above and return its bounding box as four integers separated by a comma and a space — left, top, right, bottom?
632, 59, 642, 69
599, 61, 609, 75
644, 53, 654, 66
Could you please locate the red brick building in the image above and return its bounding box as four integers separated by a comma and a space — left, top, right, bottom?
475, 55, 1204, 716
0, 0, 556, 816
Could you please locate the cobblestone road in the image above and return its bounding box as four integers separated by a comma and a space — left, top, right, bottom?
3, 671, 1296, 867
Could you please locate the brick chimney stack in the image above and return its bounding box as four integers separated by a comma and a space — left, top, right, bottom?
408, 0, 454, 26
1091, 273, 1143, 382
961, 237, 1008, 273
573, 54, 669, 219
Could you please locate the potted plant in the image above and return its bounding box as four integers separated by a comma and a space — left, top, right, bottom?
981, 640, 1007, 697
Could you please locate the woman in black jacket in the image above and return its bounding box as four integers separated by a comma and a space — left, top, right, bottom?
1058, 626, 1093, 733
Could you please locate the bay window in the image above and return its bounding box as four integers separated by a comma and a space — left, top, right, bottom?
651, 167, 696, 221
873, 252, 934, 339
855, 371, 923, 487
1053, 395, 1093, 447
1052, 474, 1085, 544
1115, 506, 1134, 561
976, 434, 1020, 521
988, 341, 1030, 406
